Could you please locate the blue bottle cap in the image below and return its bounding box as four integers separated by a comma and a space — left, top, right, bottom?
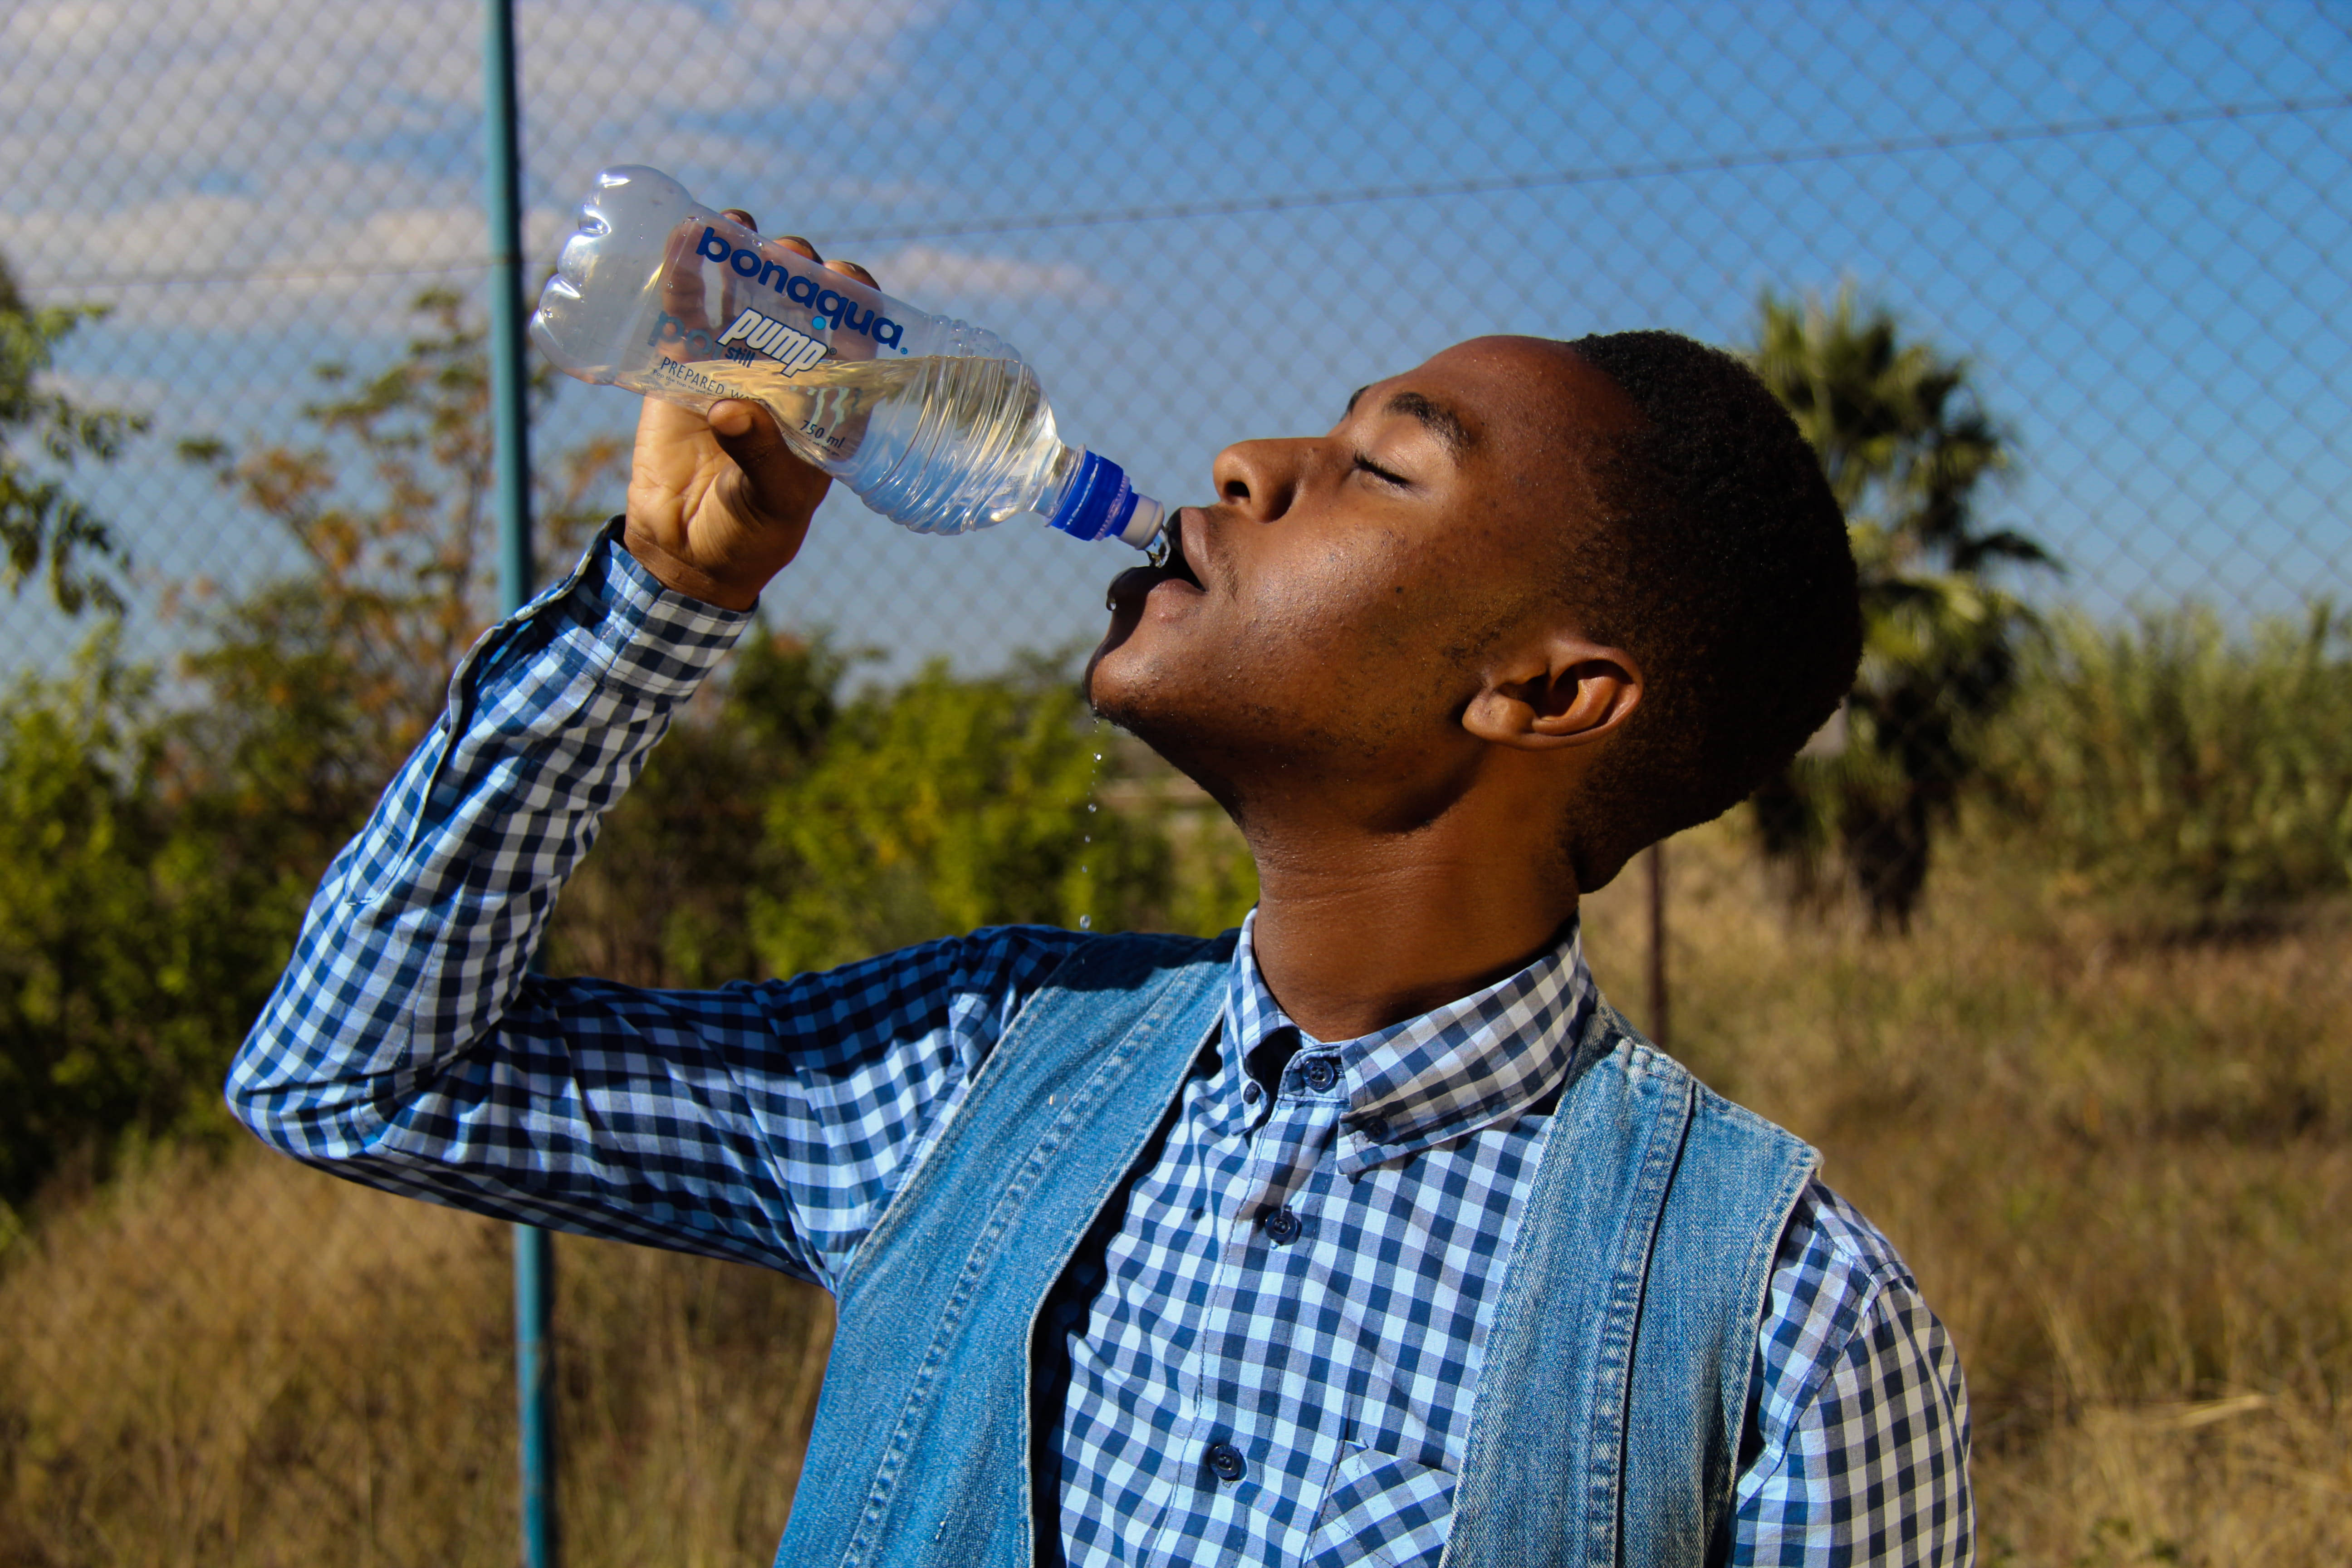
1047, 450, 1154, 544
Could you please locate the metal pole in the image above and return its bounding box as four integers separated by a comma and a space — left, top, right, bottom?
482, 3, 554, 1566
512, 1224, 558, 1568
485, 0, 534, 615
1645, 840, 1669, 1049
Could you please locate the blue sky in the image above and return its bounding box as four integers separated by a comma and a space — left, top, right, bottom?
4, 0, 2347, 677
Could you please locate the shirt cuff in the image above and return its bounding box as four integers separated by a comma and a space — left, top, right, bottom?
530, 518, 753, 701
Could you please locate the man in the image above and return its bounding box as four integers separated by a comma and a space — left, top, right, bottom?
230, 222, 1972, 1567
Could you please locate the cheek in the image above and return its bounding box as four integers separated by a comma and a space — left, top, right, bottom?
1243, 533, 1421, 648
1266, 544, 1488, 697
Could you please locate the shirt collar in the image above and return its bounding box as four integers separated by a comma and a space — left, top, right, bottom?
1223, 909, 1597, 1174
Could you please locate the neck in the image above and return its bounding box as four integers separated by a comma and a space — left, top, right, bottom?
1241, 788, 1580, 1042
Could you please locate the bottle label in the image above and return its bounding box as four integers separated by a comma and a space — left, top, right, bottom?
692, 226, 911, 353
715, 307, 828, 374
1047, 452, 1140, 543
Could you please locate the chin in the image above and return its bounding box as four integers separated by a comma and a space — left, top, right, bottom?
1083, 645, 1168, 740
1084, 656, 1248, 813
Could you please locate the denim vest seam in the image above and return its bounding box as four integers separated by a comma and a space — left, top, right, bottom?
837, 933, 1201, 1278
824, 933, 1229, 1568
839, 948, 1148, 1567
1588, 1069, 1697, 1568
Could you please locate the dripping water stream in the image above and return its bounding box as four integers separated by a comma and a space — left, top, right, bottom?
1078, 725, 1104, 932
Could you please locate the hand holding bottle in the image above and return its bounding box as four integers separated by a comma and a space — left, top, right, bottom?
621, 211, 882, 609
534, 165, 1165, 604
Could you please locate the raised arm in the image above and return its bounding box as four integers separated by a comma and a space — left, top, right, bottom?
225, 522, 1076, 1286
227, 225, 1085, 1288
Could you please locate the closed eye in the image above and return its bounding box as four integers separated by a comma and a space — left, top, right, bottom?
1352, 453, 1411, 487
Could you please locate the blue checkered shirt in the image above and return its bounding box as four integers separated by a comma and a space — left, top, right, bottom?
230, 529, 1974, 1567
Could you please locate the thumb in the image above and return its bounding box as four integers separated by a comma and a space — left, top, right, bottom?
707, 397, 829, 522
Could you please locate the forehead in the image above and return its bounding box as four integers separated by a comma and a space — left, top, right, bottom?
1358, 338, 1640, 507
1358, 337, 1637, 456
1416, 337, 1637, 435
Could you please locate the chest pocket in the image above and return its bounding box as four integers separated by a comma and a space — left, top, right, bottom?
1304, 1445, 1458, 1568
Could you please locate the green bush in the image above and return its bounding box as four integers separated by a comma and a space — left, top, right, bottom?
0, 642, 297, 1204
1989, 602, 2352, 919
750, 654, 1171, 977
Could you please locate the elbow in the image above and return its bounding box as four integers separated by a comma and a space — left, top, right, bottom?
223, 1023, 304, 1155
221, 1001, 392, 1160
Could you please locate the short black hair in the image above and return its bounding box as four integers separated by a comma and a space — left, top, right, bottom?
1560, 329, 1859, 881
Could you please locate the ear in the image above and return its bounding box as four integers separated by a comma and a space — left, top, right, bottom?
1460, 634, 1643, 751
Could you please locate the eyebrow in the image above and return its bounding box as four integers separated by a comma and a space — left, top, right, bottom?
1343, 385, 1475, 460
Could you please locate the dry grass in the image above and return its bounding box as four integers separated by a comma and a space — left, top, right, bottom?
3, 818, 2347, 1564
0, 1155, 831, 1567
1581, 820, 2352, 1566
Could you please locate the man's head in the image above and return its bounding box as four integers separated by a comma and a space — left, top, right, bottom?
1085, 331, 1857, 891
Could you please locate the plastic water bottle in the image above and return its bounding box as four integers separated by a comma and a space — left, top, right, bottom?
531, 166, 1164, 548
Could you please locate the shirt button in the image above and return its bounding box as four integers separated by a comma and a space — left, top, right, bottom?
1206, 1441, 1247, 1483
1243, 1081, 1262, 1104
1358, 1113, 1391, 1142
1301, 1058, 1338, 1092
1263, 1205, 1302, 1244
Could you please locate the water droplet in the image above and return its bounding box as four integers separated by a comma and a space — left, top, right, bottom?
1093, 753, 1102, 762
1078, 914, 1093, 930
1088, 803, 1097, 813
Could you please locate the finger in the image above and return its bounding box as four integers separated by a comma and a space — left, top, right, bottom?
773, 234, 823, 264
720, 208, 758, 230
706, 399, 808, 512
826, 258, 879, 288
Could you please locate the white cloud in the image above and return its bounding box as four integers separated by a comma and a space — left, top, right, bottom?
0, 187, 491, 328
0, 2, 936, 235
1, 0, 945, 328
865, 244, 1116, 308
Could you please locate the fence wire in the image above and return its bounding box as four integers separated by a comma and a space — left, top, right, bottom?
2, 2, 2348, 1563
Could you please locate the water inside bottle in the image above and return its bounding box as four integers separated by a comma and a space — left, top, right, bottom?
679, 353, 1070, 534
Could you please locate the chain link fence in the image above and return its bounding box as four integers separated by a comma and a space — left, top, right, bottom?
3, 3, 2348, 1563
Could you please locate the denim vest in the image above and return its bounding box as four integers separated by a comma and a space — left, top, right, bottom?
774, 933, 1817, 1568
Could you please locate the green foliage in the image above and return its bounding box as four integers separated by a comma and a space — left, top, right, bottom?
750, 654, 1170, 976
0, 640, 293, 1204
549, 631, 1254, 988
1747, 287, 2055, 927
0, 284, 1233, 1205
1988, 602, 2352, 921
544, 630, 850, 988
176, 289, 629, 882
0, 255, 147, 616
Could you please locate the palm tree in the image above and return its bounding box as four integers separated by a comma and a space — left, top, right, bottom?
1746, 288, 2055, 929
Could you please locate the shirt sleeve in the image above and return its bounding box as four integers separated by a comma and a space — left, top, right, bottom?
226, 522, 1081, 1289
1730, 1181, 1976, 1567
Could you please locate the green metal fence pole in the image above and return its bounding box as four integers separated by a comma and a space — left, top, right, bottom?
482, 2, 554, 1566
485, 0, 534, 617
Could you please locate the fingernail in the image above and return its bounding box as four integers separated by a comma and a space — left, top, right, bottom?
778, 235, 823, 264
720, 209, 758, 230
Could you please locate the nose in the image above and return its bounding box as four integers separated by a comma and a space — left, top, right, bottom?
1210, 437, 1313, 522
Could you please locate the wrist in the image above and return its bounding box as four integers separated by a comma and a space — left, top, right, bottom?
621, 523, 768, 612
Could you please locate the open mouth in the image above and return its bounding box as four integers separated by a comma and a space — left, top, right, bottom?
1158, 510, 1205, 590
1107, 508, 1205, 609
